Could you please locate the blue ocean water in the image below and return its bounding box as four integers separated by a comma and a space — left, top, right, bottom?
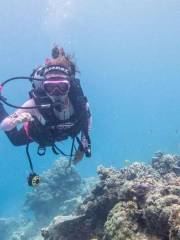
0, 0, 180, 217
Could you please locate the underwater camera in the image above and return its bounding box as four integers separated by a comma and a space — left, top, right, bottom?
27, 173, 40, 187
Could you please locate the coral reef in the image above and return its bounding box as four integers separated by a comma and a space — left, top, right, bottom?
0, 218, 19, 240
1, 158, 97, 240
41, 153, 180, 240
169, 206, 180, 239
24, 158, 97, 225
2, 153, 180, 240
104, 201, 140, 240
0, 217, 43, 240
152, 152, 180, 176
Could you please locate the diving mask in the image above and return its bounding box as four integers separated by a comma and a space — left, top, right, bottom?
43, 79, 70, 96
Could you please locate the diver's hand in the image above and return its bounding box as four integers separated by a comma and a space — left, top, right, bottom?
11, 112, 34, 125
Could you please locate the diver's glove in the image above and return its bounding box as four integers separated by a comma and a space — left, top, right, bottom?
11, 112, 34, 125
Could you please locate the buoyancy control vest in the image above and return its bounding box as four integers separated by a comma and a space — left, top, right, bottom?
28, 90, 83, 146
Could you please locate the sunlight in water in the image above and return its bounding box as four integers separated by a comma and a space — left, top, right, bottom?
43, 0, 74, 29
42, 0, 80, 47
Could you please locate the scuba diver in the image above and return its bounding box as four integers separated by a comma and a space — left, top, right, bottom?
0, 46, 92, 186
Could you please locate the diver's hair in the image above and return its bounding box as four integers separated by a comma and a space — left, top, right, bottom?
45, 45, 79, 76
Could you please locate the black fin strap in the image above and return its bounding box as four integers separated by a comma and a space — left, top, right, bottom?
26, 142, 34, 173
37, 146, 46, 156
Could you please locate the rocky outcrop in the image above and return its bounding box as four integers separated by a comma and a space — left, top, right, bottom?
41, 215, 89, 240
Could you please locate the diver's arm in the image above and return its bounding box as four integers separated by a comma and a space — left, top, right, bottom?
4, 127, 32, 146
0, 99, 36, 131
0, 102, 33, 146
